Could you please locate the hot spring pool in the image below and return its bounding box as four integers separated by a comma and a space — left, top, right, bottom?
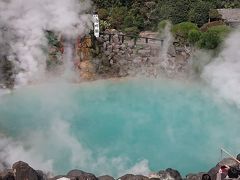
0, 78, 239, 177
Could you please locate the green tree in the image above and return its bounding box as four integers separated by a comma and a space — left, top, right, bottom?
188, 0, 213, 27
108, 6, 127, 29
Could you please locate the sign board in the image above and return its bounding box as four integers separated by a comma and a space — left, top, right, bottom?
93, 14, 100, 38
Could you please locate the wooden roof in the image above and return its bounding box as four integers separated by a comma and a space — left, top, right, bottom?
217, 9, 240, 22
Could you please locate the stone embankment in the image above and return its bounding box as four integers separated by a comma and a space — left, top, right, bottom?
1, 158, 239, 180
92, 29, 191, 79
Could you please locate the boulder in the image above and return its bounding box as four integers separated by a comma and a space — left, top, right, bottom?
12, 161, 39, 180
157, 168, 182, 180
186, 173, 205, 180
112, 34, 119, 44
227, 166, 239, 178
66, 170, 97, 180
156, 170, 169, 180
237, 154, 240, 161
67, 170, 85, 177
97, 175, 115, 180
0, 169, 15, 180
165, 168, 182, 180
36, 170, 47, 180
118, 174, 149, 180
49, 175, 75, 180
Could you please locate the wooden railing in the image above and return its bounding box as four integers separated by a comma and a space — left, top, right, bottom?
99, 32, 164, 46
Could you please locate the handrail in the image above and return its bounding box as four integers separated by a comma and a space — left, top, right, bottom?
99, 32, 164, 44
221, 147, 240, 164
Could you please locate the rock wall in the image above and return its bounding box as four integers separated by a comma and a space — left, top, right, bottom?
92, 29, 191, 79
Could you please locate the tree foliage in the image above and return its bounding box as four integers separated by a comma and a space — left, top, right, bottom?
172, 22, 198, 39
93, 0, 240, 32
93, 0, 235, 49
188, 0, 213, 27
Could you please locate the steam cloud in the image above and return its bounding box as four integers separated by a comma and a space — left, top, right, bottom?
0, 118, 150, 177
0, 0, 92, 85
202, 28, 240, 107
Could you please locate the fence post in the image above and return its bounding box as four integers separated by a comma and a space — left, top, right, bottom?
161, 40, 164, 46
122, 35, 125, 43
109, 34, 112, 42
134, 37, 137, 46
145, 38, 148, 43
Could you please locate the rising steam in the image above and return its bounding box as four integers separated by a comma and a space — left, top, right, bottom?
0, 0, 92, 85
202, 28, 240, 107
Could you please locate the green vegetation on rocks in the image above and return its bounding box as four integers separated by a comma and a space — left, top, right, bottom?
92, 0, 236, 50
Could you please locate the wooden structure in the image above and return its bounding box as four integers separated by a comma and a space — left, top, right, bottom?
217, 9, 240, 27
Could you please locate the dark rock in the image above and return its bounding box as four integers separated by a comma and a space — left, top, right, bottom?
157, 168, 181, 180
166, 168, 182, 180
12, 161, 39, 180
227, 166, 239, 178
36, 170, 47, 180
186, 173, 205, 180
97, 175, 115, 180
118, 174, 148, 180
237, 154, 240, 161
0, 169, 15, 180
67, 170, 86, 177
49, 175, 75, 180
156, 170, 169, 180
207, 167, 218, 180
66, 169, 97, 180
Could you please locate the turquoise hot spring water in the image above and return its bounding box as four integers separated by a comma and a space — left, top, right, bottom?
0, 78, 239, 177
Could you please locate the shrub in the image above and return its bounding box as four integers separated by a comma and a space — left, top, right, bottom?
172, 22, 198, 39
188, 29, 201, 44
124, 26, 140, 38
100, 20, 111, 31
198, 30, 221, 49
123, 15, 134, 28
197, 25, 230, 49
133, 15, 145, 30
98, 8, 109, 20
208, 25, 231, 39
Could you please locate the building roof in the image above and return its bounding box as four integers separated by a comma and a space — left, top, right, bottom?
217, 9, 240, 23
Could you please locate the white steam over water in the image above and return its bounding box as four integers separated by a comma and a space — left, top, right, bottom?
0, 117, 150, 176
202, 28, 240, 106
0, 0, 92, 85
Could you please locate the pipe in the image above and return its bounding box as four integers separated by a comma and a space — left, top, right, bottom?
221, 147, 240, 164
